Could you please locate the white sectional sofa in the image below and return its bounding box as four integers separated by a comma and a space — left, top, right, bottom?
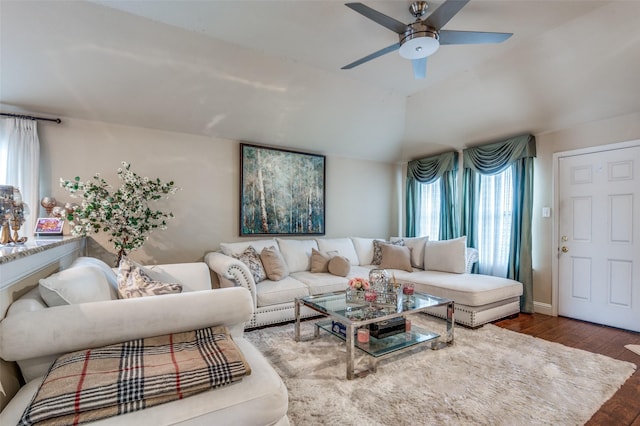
0, 257, 289, 425
205, 236, 523, 329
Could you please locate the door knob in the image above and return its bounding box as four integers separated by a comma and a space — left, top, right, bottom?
561, 246, 569, 253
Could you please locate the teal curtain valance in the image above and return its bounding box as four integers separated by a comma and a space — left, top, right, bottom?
406, 151, 459, 239
407, 151, 458, 183
463, 134, 536, 175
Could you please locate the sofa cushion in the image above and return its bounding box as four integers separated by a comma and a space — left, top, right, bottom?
328, 255, 351, 277
276, 238, 318, 273
232, 246, 267, 283
291, 271, 348, 296
39, 266, 117, 307
351, 237, 376, 265
372, 239, 404, 265
255, 276, 310, 307
425, 236, 467, 274
220, 239, 278, 256
391, 236, 428, 269
316, 238, 359, 265
117, 257, 183, 298
260, 246, 289, 281
347, 265, 376, 279
379, 244, 413, 272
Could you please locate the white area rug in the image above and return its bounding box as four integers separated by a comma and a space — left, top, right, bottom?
246, 315, 637, 426
626, 344, 640, 356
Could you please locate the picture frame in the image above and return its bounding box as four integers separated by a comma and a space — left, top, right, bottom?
34, 217, 64, 236
240, 143, 325, 236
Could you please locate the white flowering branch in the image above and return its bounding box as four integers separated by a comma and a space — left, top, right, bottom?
60, 162, 178, 264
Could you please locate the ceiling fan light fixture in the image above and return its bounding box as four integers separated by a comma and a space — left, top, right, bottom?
399, 34, 439, 59
399, 21, 439, 59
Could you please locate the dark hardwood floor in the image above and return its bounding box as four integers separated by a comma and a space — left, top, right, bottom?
494, 313, 640, 426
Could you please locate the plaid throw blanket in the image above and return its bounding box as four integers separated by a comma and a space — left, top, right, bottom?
20, 326, 251, 426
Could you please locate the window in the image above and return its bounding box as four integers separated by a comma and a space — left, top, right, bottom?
416, 179, 440, 241
476, 166, 513, 277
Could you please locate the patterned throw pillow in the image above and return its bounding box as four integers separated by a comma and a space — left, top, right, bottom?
372, 239, 404, 265
232, 246, 267, 283
117, 257, 183, 299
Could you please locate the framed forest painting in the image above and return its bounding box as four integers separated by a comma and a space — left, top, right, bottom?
240, 144, 325, 236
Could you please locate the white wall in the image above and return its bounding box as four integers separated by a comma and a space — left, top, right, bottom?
532, 112, 640, 308
38, 118, 396, 265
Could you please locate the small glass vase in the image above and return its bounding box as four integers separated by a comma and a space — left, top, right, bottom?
369, 269, 389, 293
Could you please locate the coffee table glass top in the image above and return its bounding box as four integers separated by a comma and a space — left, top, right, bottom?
301, 291, 451, 324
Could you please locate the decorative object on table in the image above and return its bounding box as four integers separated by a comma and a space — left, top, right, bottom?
345, 277, 370, 303
34, 217, 65, 236
239, 143, 325, 236
331, 320, 357, 339
368, 317, 406, 339
0, 185, 29, 245
40, 196, 57, 216
346, 273, 400, 307
403, 282, 416, 307
369, 268, 389, 293
357, 328, 370, 343
364, 289, 378, 304
60, 162, 178, 265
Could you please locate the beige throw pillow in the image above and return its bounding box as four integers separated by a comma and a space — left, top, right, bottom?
117, 257, 183, 299
328, 255, 351, 277
260, 246, 289, 281
424, 236, 467, 274
390, 236, 428, 269
310, 248, 339, 273
372, 239, 404, 265
379, 244, 413, 272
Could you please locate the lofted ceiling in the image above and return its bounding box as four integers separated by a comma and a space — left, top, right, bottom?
1, 0, 639, 162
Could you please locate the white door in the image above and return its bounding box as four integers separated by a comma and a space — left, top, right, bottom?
557, 144, 640, 332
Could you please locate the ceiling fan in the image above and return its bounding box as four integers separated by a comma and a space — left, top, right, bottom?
342, 0, 512, 79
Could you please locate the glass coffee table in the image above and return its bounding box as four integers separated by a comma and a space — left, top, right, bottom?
294, 291, 454, 379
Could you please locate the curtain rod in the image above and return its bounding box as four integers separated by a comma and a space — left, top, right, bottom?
0, 112, 61, 124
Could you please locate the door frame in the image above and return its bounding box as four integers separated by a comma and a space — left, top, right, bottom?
551, 139, 640, 316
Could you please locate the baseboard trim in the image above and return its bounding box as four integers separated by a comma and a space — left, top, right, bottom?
534, 301, 553, 316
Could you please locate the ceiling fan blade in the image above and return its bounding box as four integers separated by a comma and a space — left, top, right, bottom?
341, 42, 400, 69
345, 3, 407, 34
412, 57, 427, 79
439, 30, 512, 45
424, 0, 470, 30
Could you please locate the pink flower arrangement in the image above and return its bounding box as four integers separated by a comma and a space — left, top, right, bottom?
348, 277, 370, 290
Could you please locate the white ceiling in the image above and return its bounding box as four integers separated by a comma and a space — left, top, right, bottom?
1, 0, 640, 161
